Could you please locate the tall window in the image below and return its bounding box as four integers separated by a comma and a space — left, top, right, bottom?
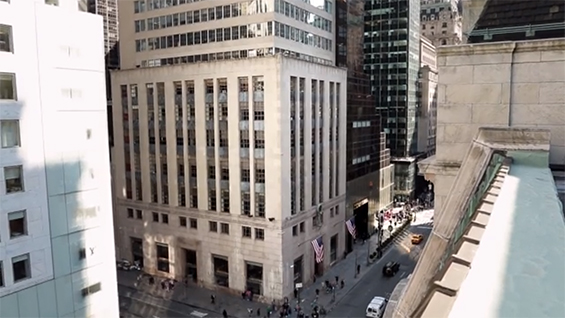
1, 120, 20, 148
156, 243, 170, 273
0, 72, 17, 100
0, 24, 13, 53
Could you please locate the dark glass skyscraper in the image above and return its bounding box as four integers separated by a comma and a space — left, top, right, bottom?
337, 0, 384, 245
364, 0, 421, 200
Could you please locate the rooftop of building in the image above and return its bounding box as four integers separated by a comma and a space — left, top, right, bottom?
468, 0, 565, 43
448, 150, 565, 318
473, 0, 564, 30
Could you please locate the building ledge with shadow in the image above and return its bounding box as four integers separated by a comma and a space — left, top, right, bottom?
391, 127, 565, 318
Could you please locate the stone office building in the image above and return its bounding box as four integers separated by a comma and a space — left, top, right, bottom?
112, 0, 347, 300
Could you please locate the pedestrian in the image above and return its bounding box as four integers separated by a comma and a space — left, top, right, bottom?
211, 294, 216, 304
315, 288, 319, 296
294, 288, 298, 299
357, 264, 361, 275
223, 309, 228, 318
335, 276, 339, 284
257, 308, 261, 317
340, 280, 345, 289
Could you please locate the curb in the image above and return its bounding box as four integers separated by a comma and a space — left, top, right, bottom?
326, 222, 412, 314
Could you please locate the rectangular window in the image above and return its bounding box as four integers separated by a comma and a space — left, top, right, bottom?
161, 213, 168, 224
156, 243, 170, 272
1, 120, 20, 148
255, 228, 264, 240
189, 218, 197, 229
220, 222, 229, 234
208, 189, 217, 211
0, 72, 17, 100
179, 216, 187, 227
12, 254, 31, 282
241, 192, 251, 215
0, 24, 13, 53
221, 190, 230, 213
209, 221, 218, 232
136, 209, 143, 219
81, 282, 102, 297
208, 165, 216, 179
4, 165, 23, 194
255, 168, 265, 183
255, 193, 265, 217
242, 226, 251, 238
240, 130, 249, 148
152, 212, 159, 222
127, 208, 134, 218
254, 131, 264, 149
241, 168, 250, 182
8, 210, 26, 238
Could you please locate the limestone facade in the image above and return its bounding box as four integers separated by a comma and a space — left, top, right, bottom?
111, 56, 348, 301
420, 38, 565, 219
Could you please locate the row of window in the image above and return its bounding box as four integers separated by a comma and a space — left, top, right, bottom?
135, 21, 332, 53
0, 254, 31, 287
275, 0, 332, 33
140, 46, 332, 69
135, 2, 267, 33
135, 0, 204, 13
125, 208, 265, 239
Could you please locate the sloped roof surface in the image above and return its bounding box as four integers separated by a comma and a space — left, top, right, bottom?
474, 0, 564, 30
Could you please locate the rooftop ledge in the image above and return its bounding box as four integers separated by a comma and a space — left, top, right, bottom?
437, 38, 565, 57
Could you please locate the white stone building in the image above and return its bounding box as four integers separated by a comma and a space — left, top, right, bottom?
112, 0, 347, 300
0, 1, 118, 317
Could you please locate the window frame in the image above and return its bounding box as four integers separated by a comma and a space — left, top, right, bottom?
12, 253, 31, 283
0, 120, 21, 148
4, 165, 24, 194
0, 72, 17, 100
0, 24, 14, 53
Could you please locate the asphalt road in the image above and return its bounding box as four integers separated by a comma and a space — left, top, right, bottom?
327, 225, 432, 318
119, 285, 214, 318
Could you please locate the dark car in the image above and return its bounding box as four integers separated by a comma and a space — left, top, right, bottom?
382, 261, 400, 277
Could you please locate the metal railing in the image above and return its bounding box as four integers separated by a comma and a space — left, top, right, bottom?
438, 152, 505, 271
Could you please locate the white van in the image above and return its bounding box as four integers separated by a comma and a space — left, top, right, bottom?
366, 296, 388, 318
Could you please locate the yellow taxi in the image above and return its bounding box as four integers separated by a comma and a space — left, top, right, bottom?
411, 234, 424, 245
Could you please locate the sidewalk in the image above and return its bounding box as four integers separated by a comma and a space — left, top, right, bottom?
118, 222, 408, 318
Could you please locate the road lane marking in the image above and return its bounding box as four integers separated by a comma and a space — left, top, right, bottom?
190, 311, 208, 317
400, 272, 406, 278
121, 293, 197, 317
399, 243, 411, 253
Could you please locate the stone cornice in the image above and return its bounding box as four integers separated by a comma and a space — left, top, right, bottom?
437, 38, 565, 57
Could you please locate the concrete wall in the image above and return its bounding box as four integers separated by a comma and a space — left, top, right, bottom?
0, 2, 118, 317
431, 39, 565, 216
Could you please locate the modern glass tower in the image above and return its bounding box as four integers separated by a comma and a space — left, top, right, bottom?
364, 0, 421, 201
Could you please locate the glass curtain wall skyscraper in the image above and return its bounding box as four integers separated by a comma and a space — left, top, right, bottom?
364, 0, 421, 201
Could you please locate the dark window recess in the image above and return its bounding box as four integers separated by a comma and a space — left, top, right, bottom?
79, 248, 87, 260
156, 243, 170, 272
81, 282, 102, 297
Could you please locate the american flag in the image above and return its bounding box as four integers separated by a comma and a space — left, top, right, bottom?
346, 217, 357, 239
311, 237, 324, 264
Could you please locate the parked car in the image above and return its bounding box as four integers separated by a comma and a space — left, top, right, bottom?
365, 296, 388, 318
382, 261, 400, 277
411, 234, 424, 245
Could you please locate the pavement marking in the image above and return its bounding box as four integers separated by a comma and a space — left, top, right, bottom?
399, 243, 411, 253
190, 311, 208, 317
400, 272, 406, 278
121, 293, 196, 317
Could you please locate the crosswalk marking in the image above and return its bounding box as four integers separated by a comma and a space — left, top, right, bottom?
190, 311, 208, 317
